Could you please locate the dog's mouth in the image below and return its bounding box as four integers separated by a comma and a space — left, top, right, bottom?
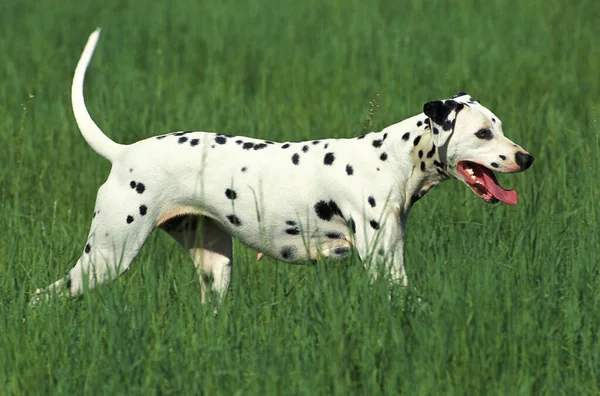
456, 161, 518, 205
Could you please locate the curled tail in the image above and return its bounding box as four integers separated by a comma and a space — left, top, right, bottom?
71, 28, 123, 163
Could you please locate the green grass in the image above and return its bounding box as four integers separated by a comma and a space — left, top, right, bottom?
1, 0, 600, 394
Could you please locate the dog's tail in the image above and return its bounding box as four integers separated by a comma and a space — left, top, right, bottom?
71, 28, 124, 163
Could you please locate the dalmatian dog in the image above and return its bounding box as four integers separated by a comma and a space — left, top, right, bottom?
32, 29, 534, 306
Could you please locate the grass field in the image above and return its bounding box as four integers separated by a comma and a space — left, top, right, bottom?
1, 0, 600, 394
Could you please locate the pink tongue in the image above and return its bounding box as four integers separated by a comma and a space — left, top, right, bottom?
481, 171, 518, 205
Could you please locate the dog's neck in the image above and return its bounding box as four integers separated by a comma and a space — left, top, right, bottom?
378, 113, 451, 213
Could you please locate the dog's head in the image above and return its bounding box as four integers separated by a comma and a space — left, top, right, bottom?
423, 92, 534, 205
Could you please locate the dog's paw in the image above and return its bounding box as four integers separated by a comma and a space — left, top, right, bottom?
28, 287, 67, 309
28, 288, 44, 309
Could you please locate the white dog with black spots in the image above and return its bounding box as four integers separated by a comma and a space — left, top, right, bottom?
31, 29, 534, 307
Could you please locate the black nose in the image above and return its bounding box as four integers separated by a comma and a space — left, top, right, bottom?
515, 152, 534, 171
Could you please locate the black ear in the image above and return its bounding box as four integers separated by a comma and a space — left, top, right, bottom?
423, 100, 446, 125
423, 99, 464, 146
423, 100, 459, 127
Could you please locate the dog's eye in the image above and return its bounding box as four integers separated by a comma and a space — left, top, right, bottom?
475, 128, 493, 140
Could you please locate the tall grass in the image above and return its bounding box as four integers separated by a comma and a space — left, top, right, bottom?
1, 0, 599, 394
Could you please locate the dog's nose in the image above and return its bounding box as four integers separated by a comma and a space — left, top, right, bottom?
515, 152, 534, 171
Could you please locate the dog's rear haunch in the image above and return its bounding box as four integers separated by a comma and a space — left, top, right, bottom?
31, 29, 533, 308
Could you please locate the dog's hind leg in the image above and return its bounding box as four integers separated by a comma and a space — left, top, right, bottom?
160, 215, 233, 307
32, 180, 156, 304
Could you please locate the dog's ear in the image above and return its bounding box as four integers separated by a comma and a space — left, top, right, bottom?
423, 99, 464, 147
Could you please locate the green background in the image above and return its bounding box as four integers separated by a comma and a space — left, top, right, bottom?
1, 0, 599, 394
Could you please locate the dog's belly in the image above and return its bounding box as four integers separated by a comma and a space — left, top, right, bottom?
221, 211, 355, 263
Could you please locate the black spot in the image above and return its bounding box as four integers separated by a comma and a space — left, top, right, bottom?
139, 205, 147, 216
243, 142, 254, 150
426, 146, 436, 158
241, 167, 247, 172
380, 152, 388, 161
126, 215, 134, 224
302, 145, 309, 153
253, 143, 267, 150
312, 140, 320, 145
84, 243, 91, 254
215, 136, 227, 145
178, 137, 188, 144
333, 246, 350, 257
66, 276, 72, 290
190, 139, 199, 146
135, 183, 145, 194
173, 131, 193, 136
433, 127, 439, 135
226, 214, 242, 226
156, 135, 166, 140
129, 168, 133, 173
420, 162, 425, 171
282, 143, 290, 149
324, 144, 329, 149
499, 155, 506, 160
324, 152, 335, 165
357, 135, 365, 139
285, 227, 300, 235
236, 140, 243, 145
369, 220, 380, 230
372, 139, 383, 148
383, 133, 388, 141
453, 92, 468, 98
491, 162, 499, 168
92, 211, 96, 219
292, 153, 300, 165
417, 121, 422, 127
418, 150, 423, 158
402, 132, 410, 141
326, 232, 344, 239
280, 246, 297, 260
346, 164, 354, 175
225, 189, 237, 199
286, 220, 296, 226
210, 145, 215, 149
265, 141, 275, 145
130, 181, 136, 189
376, 167, 380, 171
314, 200, 343, 221
442, 119, 453, 131
433, 160, 443, 168
492, 118, 496, 123
348, 218, 356, 234
413, 136, 421, 146
368, 196, 376, 207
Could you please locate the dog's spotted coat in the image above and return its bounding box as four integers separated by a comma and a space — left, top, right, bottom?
31, 30, 534, 307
